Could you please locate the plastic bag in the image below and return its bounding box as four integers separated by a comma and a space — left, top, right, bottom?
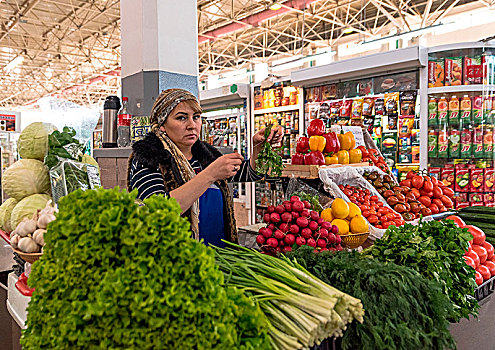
285, 177, 333, 210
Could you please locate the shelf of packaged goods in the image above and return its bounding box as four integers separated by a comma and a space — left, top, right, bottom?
253, 105, 300, 115
428, 85, 495, 94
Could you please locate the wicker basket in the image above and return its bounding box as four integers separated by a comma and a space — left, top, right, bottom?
341, 232, 369, 249
13, 249, 43, 264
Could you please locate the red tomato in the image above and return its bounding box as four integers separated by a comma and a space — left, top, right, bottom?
475, 271, 484, 286
412, 175, 424, 189
400, 179, 412, 188
364, 189, 371, 195
418, 196, 431, 207
483, 261, 495, 277
482, 242, 494, 259
344, 189, 353, 197
440, 196, 453, 209
467, 250, 480, 268
382, 222, 393, 229
364, 195, 370, 201
368, 215, 379, 224
411, 188, 421, 199
464, 256, 477, 270
465, 225, 486, 245
442, 187, 454, 198
349, 196, 357, 203
362, 210, 371, 218
377, 202, 384, 207
375, 225, 383, 229
423, 180, 434, 192
420, 190, 433, 197
370, 195, 378, 202
432, 186, 443, 199
438, 205, 447, 213
431, 176, 438, 186
473, 245, 488, 264
477, 265, 491, 281
378, 207, 388, 215
368, 210, 377, 216
394, 220, 404, 227
385, 213, 396, 221
432, 198, 444, 208
361, 205, 370, 211
421, 207, 432, 216
406, 171, 416, 179
445, 215, 465, 227
429, 203, 440, 215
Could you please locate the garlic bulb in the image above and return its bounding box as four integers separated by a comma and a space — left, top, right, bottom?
18, 237, 40, 253
37, 213, 56, 229
39, 200, 57, 216
10, 234, 20, 249
33, 229, 46, 246
17, 219, 37, 237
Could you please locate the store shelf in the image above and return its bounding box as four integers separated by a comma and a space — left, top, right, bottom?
428, 85, 495, 94
253, 105, 300, 115
428, 42, 495, 54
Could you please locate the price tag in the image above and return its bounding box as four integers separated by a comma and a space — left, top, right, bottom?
86, 165, 102, 189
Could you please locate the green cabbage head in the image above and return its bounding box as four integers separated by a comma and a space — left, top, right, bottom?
0, 198, 18, 233
18, 122, 58, 161
3, 159, 51, 201
10, 194, 51, 231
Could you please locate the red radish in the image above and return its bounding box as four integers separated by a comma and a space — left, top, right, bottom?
263, 214, 271, 223
301, 209, 310, 218
283, 246, 292, 253
291, 211, 300, 219
290, 195, 300, 202
256, 235, 265, 245
310, 211, 320, 221
270, 212, 281, 223
329, 247, 337, 252
473, 245, 488, 264
285, 234, 296, 245
327, 233, 336, 244
279, 223, 289, 233
331, 225, 339, 234
336, 244, 343, 251
482, 242, 494, 259
291, 200, 304, 212
335, 235, 341, 244
260, 228, 272, 238
284, 202, 292, 211
301, 228, 312, 239
320, 248, 329, 252
475, 271, 483, 286
267, 205, 275, 213
274, 230, 285, 240
266, 238, 278, 247
317, 239, 327, 248
281, 212, 293, 223
319, 228, 329, 239
276, 246, 282, 254
303, 200, 311, 209
317, 218, 325, 225
289, 224, 300, 234
296, 237, 306, 246
313, 249, 320, 254
307, 238, 316, 247
275, 205, 285, 214
283, 200, 290, 206
309, 221, 319, 232
296, 217, 309, 228
467, 250, 480, 268
268, 224, 276, 231
321, 221, 332, 230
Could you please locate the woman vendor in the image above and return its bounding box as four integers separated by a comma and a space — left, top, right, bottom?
128, 88, 282, 247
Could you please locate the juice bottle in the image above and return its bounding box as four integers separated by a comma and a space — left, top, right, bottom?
484, 125, 493, 159
460, 95, 472, 126
473, 125, 484, 159
448, 96, 460, 125
460, 127, 473, 159
437, 96, 449, 125
448, 127, 461, 159
473, 95, 484, 125
428, 98, 438, 127
438, 125, 449, 158
484, 95, 493, 124
428, 128, 438, 158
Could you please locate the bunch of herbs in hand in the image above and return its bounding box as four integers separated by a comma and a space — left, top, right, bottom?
255, 122, 284, 177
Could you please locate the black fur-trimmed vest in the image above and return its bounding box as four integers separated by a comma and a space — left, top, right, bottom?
127, 133, 238, 244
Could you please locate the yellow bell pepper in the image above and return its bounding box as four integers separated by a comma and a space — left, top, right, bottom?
346, 131, 356, 149
337, 150, 350, 164
309, 135, 326, 152
325, 154, 339, 165
349, 148, 362, 163
337, 133, 353, 150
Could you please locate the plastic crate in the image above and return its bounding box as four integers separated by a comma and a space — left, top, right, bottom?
49, 160, 101, 203
474, 275, 495, 301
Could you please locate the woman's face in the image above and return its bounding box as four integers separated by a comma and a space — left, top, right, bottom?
161, 102, 202, 150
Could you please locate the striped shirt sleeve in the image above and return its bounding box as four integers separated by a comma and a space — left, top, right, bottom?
230, 160, 263, 183
128, 159, 168, 200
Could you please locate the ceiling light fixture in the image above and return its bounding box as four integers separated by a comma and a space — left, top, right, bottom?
343, 27, 354, 34
269, 1, 282, 11
4, 55, 24, 72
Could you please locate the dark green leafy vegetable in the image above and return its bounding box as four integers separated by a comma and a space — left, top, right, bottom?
287, 248, 456, 350
44, 126, 83, 169
291, 192, 323, 212
364, 219, 478, 322
22, 188, 270, 349
255, 122, 284, 177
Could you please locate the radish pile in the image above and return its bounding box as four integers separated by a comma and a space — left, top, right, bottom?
257, 196, 343, 254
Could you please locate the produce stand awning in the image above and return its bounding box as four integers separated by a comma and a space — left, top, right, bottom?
199, 84, 250, 110
290, 46, 427, 87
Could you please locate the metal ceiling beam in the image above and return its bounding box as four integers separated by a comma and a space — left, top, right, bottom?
369, 0, 403, 28
421, 0, 433, 27
0, 0, 42, 43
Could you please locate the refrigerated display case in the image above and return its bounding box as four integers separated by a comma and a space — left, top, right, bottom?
0, 111, 21, 202
426, 43, 495, 210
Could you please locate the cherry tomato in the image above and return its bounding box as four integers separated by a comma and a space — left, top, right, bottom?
344, 189, 353, 197
349, 196, 357, 203
339, 184, 345, 190
423, 180, 434, 192
375, 225, 383, 229
364, 195, 371, 201
362, 210, 371, 218
377, 202, 384, 207
368, 210, 378, 216
378, 207, 389, 215
412, 175, 424, 189
361, 205, 370, 211
394, 220, 404, 227
364, 189, 371, 195
368, 215, 379, 224
382, 222, 393, 229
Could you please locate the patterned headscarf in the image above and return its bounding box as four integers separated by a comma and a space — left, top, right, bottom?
150, 88, 201, 240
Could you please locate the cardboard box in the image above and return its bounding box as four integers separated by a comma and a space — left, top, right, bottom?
485, 169, 494, 192
429, 167, 441, 180
464, 56, 483, 85
441, 168, 455, 188
428, 59, 445, 87
455, 192, 469, 202
455, 168, 470, 192
445, 57, 463, 86
470, 168, 484, 192
483, 192, 494, 204
469, 192, 484, 203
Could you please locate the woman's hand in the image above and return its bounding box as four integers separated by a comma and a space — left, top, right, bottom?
204, 153, 244, 181
253, 125, 284, 152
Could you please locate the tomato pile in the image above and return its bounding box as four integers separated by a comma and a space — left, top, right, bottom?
338, 184, 406, 229
447, 216, 495, 286
257, 195, 343, 255
358, 146, 389, 174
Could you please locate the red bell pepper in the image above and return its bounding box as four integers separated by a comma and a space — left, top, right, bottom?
357, 145, 369, 157
304, 151, 325, 165
296, 137, 309, 153
291, 153, 305, 165
307, 119, 326, 137
368, 148, 379, 156
323, 132, 339, 153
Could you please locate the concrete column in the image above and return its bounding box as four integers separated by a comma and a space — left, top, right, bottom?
120, 0, 199, 116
